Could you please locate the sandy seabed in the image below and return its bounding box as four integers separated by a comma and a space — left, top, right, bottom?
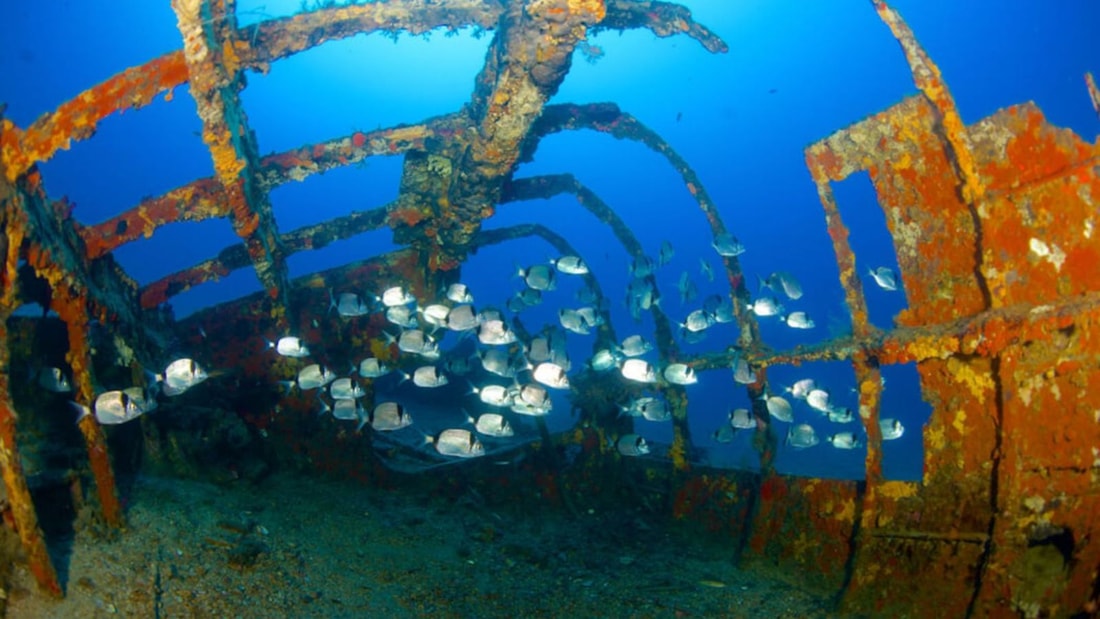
4, 473, 837, 618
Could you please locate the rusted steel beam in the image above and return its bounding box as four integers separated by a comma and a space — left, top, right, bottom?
172, 0, 290, 325
1085, 72, 1098, 119
0, 325, 61, 597
3, 1, 721, 184
83, 121, 439, 259
0, 52, 190, 183
436, 0, 608, 263
53, 294, 123, 529
0, 202, 60, 597
596, 0, 728, 53
140, 205, 390, 309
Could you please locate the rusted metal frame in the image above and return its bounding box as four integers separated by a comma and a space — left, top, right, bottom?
239, 0, 505, 73
1, 1, 495, 181
139, 205, 390, 309
82, 120, 439, 260
441, 0, 611, 265
0, 321, 61, 597
173, 0, 291, 328
0, 195, 60, 596
472, 223, 616, 345
0, 52, 190, 183
1085, 72, 1098, 119
3, 172, 129, 532
596, 0, 729, 53
690, 291, 1100, 376
872, 3, 1009, 613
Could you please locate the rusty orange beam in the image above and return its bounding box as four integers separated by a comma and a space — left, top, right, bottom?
81, 121, 439, 259
139, 204, 390, 309
1086, 72, 1099, 118
0, 325, 61, 597
0, 2, 499, 181
173, 0, 289, 323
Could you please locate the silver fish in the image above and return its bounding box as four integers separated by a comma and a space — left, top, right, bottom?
420, 304, 451, 329
446, 304, 479, 332
161, 358, 209, 396
747, 296, 783, 317
732, 356, 757, 385
786, 424, 819, 449
806, 389, 831, 413
628, 255, 657, 279
785, 379, 816, 400
663, 363, 697, 385
784, 311, 815, 329
122, 386, 157, 414
381, 286, 417, 307
627, 396, 670, 422
329, 289, 372, 317
869, 267, 898, 291
765, 395, 793, 422
658, 240, 674, 267
37, 366, 72, 393
516, 383, 550, 408
446, 282, 474, 304
333, 398, 361, 421
471, 383, 513, 407
558, 308, 589, 335
397, 329, 437, 356
728, 407, 756, 429
532, 362, 569, 390
712, 423, 735, 443
433, 428, 485, 458
576, 306, 603, 329
712, 232, 746, 257
618, 335, 652, 358
526, 337, 552, 363
550, 255, 588, 275
480, 348, 519, 378
678, 271, 698, 304
92, 390, 145, 425
411, 365, 448, 388
880, 418, 905, 440
358, 357, 391, 378
510, 400, 552, 416
589, 349, 620, 372
620, 358, 657, 383
330, 377, 365, 400
759, 271, 803, 300
517, 264, 556, 291
828, 432, 862, 449
681, 309, 714, 333
385, 305, 418, 328
478, 319, 517, 345
471, 412, 513, 437
297, 363, 336, 390
827, 406, 854, 424
616, 434, 650, 457
269, 336, 310, 358
699, 258, 714, 282
369, 402, 412, 431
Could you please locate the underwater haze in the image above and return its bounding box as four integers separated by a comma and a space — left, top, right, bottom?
2, 0, 1098, 487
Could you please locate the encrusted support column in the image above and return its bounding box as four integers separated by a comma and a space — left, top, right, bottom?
172, 0, 291, 328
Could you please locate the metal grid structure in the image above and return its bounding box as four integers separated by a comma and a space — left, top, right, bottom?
0, 0, 1098, 615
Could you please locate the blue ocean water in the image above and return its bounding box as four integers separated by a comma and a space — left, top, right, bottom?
1, 1, 1097, 482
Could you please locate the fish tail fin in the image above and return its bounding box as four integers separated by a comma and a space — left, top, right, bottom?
70, 401, 92, 423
